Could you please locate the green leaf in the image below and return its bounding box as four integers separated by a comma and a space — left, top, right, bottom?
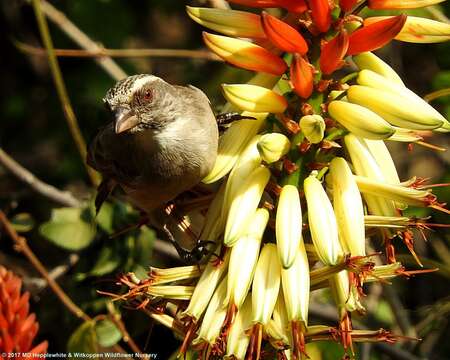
89, 246, 121, 277
67, 320, 98, 356
11, 213, 35, 232
40, 207, 96, 251
96, 202, 114, 233
95, 319, 122, 348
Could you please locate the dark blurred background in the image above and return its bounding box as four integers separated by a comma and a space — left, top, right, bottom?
0, 1, 449, 359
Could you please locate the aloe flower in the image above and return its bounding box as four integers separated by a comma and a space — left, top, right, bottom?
0, 266, 48, 356
115, 1, 450, 359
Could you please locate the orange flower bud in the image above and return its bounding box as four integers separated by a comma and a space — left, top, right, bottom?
308, 0, 332, 33
340, 0, 358, 12
290, 54, 314, 99
320, 30, 349, 75
368, 0, 445, 9
261, 12, 309, 54
275, 0, 308, 13
203, 32, 287, 75
347, 15, 407, 55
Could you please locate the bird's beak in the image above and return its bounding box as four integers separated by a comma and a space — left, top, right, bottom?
114, 107, 139, 134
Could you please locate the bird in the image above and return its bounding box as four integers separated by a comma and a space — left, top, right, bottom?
87, 74, 219, 262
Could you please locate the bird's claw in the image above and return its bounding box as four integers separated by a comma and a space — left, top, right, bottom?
216, 112, 256, 130
174, 240, 217, 265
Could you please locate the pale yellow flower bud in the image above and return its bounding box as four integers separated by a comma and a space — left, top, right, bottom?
344, 134, 397, 217
265, 293, 289, 346
186, 6, 265, 39
329, 157, 366, 257
329, 271, 363, 313
348, 85, 444, 130
200, 182, 227, 241
304, 175, 343, 266
281, 242, 310, 324
276, 185, 303, 268
222, 84, 288, 113
147, 285, 194, 301
224, 166, 271, 246
183, 252, 229, 320
388, 128, 423, 143
203, 112, 267, 184
257, 133, 290, 164
353, 52, 404, 85
299, 115, 326, 144
227, 209, 269, 308
328, 100, 395, 139
252, 244, 281, 325
193, 276, 228, 345
226, 296, 253, 360
354, 70, 446, 129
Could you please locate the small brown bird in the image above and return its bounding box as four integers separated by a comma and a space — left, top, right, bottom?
87, 74, 219, 262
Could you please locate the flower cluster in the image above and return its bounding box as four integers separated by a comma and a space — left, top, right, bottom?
0, 266, 48, 357
118, 1, 449, 359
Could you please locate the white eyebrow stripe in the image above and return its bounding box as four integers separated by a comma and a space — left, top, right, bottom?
129, 75, 158, 96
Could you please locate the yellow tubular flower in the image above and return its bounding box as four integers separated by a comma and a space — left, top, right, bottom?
227, 209, 269, 309
329, 157, 366, 257
330, 271, 363, 313
222, 135, 262, 220
193, 276, 228, 345
186, 6, 265, 39
222, 84, 288, 113
347, 85, 444, 130
276, 185, 303, 268
252, 243, 281, 325
281, 242, 310, 324
354, 175, 433, 207
203, 112, 267, 184
200, 182, 227, 241
328, 100, 395, 139
224, 166, 271, 247
304, 175, 343, 266
182, 252, 229, 321
344, 134, 397, 217
299, 115, 326, 144
388, 128, 423, 143
353, 52, 404, 85
226, 296, 253, 360
257, 133, 291, 164
355, 70, 447, 129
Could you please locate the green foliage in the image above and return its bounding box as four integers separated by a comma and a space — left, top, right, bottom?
11, 212, 35, 232
67, 320, 98, 355
95, 319, 122, 348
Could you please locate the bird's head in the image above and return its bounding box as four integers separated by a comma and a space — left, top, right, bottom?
103, 74, 175, 134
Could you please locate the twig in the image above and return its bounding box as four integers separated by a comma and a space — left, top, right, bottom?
424, 88, 450, 102
14, 40, 222, 61
31, 0, 100, 186
0, 210, 89, 322
34, 0, 127, 81
107, 302, 142, 354
0, 148, 81, 207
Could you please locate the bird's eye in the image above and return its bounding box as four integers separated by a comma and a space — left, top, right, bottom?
143, 89, 153, 102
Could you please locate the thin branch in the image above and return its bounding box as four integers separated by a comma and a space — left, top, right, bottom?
14, 40, 222, 61
424, 88, 450, 102
0, 148, 81, 207
107, 302, 142, 354
31, 0, 100, 186
0, 210, 89, 322
33, 0, 127, 81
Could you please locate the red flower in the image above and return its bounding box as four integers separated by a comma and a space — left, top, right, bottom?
320, 30, 349, 75
227, 0, 280, 7
347, 15, 407, 55
261, 12, 309, 54
290, 54, 314, 98
308, 0, 332, 33
340, 0, 358, 12
0, 266, 47, 358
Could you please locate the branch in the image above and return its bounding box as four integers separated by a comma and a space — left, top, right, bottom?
14, 40, 222, 61
0, 210, 89, 322
33, 0, 127, 81
31, 0, 100, 186
0, 148, 81, 207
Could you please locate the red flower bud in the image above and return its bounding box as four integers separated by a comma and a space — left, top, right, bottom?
261, 12, 309, 54
290, 54, 314, 98
347, 14, 407, 55
275, 0, 308, 13
340, 0, 358, 12
308, 0, 332, 33
320, 30, 349, 74
227, 0, 280, 7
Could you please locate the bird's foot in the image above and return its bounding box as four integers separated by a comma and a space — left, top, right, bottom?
216, 112, 256, 130
174, 240, 218, 265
